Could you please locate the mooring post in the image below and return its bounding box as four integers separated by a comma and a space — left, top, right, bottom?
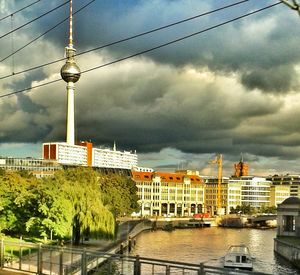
134, 255, 141, 275
0, 239, 4, 268
81, 249, 87, 275
166, 265, 171, 275
59, 247, 64, 275
198, 262, 204, 275
37, 243, 42, 274
19, 240, 23, 270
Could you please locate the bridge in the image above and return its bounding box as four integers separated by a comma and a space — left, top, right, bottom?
247, 215, 277, 227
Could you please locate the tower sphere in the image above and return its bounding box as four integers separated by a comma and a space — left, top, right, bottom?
61, 62, 81, 83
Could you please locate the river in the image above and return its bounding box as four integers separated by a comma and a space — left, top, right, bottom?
129, 227, 299, 274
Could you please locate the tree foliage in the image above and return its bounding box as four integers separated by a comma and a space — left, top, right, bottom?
25, 177, 73, 239
99, 173, 139, 217
54, 168, 115, 244
230, 204, 277, 215
0, 168, 138, 245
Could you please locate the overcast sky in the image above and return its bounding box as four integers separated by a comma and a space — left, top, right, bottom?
0, 0, 300, 176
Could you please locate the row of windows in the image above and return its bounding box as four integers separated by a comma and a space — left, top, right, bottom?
242, 187, 269, 191
1, 166, 60, 172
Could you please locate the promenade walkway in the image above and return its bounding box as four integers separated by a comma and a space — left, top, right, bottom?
0, 270, 30, 275
70, 219, 152, 252
0, 220, 152, 275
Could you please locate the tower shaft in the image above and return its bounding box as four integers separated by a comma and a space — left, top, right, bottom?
66, 82, 75, 145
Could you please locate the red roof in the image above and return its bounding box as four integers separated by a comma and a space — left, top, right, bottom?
131, 171, 203, 184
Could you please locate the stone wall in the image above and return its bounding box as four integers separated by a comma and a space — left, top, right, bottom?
274, 238, 300, 269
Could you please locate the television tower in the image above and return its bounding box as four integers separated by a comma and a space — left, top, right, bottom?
60, 0, 81, 145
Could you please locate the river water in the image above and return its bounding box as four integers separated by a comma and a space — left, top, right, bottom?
130, 227, 299, 275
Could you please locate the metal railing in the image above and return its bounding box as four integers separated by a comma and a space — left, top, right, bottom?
0, 239, 271, 275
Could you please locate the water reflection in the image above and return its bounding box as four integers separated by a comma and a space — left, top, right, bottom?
131, 227, 299, 274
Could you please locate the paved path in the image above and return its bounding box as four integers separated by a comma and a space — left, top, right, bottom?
0, 270, 29, 275
1, 220, 152, 275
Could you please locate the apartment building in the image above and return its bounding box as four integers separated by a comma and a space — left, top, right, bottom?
132, 171, 204, 217
43, 141, 137, 170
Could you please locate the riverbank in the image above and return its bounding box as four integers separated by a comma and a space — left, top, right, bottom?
274, 236, 300, 269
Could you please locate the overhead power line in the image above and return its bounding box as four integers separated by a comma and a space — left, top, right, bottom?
0, 0, 42, 22
0, 2, 282, 100
0, 0, 249, 79
0, 0, 97, 63
0, 0, 69, 40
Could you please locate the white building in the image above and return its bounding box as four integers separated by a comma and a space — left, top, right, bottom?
43, 141, 138, 170
203, 176, 271, 214
229, 176, 271, 209
93, 148, 137, 169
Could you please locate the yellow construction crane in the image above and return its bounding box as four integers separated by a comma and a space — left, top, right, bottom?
280, 0, 300, 16
209, 154, 223, 215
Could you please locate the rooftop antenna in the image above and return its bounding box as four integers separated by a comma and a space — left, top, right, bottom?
60, 0, 81, 145
280, 0, 300, 16
240, 152, 244, 163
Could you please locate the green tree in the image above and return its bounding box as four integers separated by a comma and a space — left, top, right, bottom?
0, 171, 33, 235
25, 178, 73, 239
54, 168, 115, 245
99, 173, 139, 217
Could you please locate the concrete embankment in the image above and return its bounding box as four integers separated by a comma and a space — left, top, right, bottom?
107, 219, 153, 254
151, 217, 216, 230
274, 238, 300, 269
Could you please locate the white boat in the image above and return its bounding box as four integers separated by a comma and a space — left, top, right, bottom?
224, 245, 253, 270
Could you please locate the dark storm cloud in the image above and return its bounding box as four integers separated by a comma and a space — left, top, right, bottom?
241, 66, 299, 93
65, 0, 300, 94
1, 1, 300, 174
16, 94, 47, 114
69, 62, 283, 158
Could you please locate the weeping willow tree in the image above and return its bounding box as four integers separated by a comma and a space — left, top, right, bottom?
54, 168, 115, 245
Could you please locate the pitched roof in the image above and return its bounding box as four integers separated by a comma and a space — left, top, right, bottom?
131, 171, 203, 183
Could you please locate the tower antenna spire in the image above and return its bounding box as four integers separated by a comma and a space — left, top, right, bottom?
240, 152, 244, 163
69, 0, 73, 48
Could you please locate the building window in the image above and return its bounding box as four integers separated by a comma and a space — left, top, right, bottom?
284, 215, 295, 232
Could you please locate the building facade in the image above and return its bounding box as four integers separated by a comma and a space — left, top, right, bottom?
0, 157, 61, 178
270, 185, 291, 207
203, 176, 229, 215
203, 176, 271, 215
229, 177, 271, 209
43, 141, 137, 170
93, 147, 137, 169
267, 174, 300, 205
132, 171, 204, 217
